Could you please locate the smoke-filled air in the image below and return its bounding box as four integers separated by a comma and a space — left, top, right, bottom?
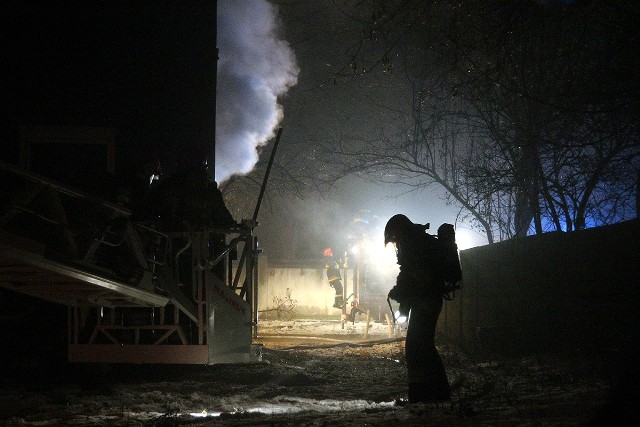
215, 0, 299, 183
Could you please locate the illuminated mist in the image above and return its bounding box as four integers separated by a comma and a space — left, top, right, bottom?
215, 0, 299, 183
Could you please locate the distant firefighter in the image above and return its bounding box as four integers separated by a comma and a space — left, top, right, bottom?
323, 248, 344, 309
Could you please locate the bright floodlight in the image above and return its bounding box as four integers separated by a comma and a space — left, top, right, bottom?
455, 228, 476, 250
395, 311, 407, 323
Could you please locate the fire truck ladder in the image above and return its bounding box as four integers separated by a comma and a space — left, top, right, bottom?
0, 160, 260, 364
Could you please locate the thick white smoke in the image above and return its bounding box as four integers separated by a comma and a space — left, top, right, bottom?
216, 0, 298, 183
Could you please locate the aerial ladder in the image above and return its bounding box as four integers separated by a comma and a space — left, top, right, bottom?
0, 159, 261, 364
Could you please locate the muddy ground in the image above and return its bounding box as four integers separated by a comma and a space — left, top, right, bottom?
0, 320, 633, 426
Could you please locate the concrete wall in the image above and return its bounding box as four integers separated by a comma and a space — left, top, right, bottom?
257, 260, 349, 318
442, 219, 640, 356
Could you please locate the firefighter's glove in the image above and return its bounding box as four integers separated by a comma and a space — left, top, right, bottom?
388, 286, 401, 303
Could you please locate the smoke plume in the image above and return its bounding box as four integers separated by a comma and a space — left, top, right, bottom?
216, 0, 298, 183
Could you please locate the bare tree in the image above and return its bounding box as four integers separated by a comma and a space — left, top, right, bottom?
324, 0, 640, 242
221, 134, 340, 221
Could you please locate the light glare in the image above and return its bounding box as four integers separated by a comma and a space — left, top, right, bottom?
394, 311, 407, 323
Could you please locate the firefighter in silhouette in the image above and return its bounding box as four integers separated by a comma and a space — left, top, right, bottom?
130, 156, 162, 219
323, 248, 344, 309
113, 154, 163, 219
385, 214, 452, 403
145, 147, 235, 231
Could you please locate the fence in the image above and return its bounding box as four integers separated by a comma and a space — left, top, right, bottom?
442, 219, 640, 357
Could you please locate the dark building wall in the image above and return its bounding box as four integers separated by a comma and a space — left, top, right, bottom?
442, 220, 640, 357
2, 3, 217, 174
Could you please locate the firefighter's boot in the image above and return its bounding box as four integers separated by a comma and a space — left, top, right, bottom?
333, 295, 344, 309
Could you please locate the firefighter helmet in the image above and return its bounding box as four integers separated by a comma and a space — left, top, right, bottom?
384, 214, 414, 245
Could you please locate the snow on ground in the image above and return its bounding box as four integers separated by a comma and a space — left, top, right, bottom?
0, 319, 623, 426
256, 318, 407, 342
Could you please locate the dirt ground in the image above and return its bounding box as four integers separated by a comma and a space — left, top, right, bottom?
0, 319, 629, 426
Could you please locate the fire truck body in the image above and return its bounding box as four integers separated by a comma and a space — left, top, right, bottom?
0, 158, 261, 364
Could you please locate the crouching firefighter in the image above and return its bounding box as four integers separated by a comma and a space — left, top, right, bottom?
323, 248, 344, 309
385, 214, 462, 403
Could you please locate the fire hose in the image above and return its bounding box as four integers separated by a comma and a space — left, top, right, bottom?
387, 296, 396, 325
